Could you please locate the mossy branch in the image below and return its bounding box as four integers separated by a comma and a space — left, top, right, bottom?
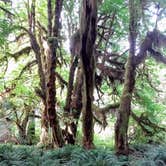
7, 46, 31, 61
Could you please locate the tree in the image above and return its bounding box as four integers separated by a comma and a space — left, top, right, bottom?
115, 0, 139, 155
115, 0, 166, 154
25, 0, 49, 145
80, 0, 97, 149
46, 0, 64, 147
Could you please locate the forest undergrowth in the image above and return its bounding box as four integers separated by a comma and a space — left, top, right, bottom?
0, 143, 165, 166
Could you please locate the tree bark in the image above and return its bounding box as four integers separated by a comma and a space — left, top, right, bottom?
114, 28, 166, 154
115, 57, 136, 154
27, 110, 35, 145
17, 110, 30, 144
64, 56, 78, 113
46, 0, 64, 147
63, 30, 80, 144
115, 0, 138, 155
27, 0, 49, 146
66, 63, 83, 144
80, 0, 97, 149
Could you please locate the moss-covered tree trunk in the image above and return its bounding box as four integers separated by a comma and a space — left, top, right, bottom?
27, 110, 35, 145
17, 110, 30, 144
80, 0, 97, 149
71, 64, 83, 137
46, 0, 64, 147
63, 30, 81, 144
26, 0, 49, 145
64, 58, 78, 112
115, 0, 138, 155
115, 57, 136, 154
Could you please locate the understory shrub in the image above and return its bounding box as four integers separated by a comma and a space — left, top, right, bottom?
0, 144, 165, 166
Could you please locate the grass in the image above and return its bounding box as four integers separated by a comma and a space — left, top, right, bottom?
0, 143, 165, 166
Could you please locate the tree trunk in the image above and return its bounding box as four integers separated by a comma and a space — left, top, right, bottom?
70, 64, 83, 138
37, 29, 49, 146
64, 56, 78, 113
63, 63, 83, 144
46, 0, 64, 147
27, 0, 49, 146
80, 0, 97, 149
17, 110, 30, 144
115, 0, 138, 155
115, 57, 136, 154
63, 30, 81, 144
27, 110, 35, 145
63, 56, 79, 144
18, 127, 27, 144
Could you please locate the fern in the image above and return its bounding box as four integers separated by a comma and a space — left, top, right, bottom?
133, 160, 156, 166
0, 144, 165, 165
69, 148, 129, 166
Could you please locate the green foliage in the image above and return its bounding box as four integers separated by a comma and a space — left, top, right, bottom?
130, 144, 166, 166
0, 144, 165, 166
68, 148, 128, 166
131, 60, 166, 143
0, 3, 16, 46
0, 0, 166, 159
0, 144, 42, 166
94, 133, 114, 148
100, 0, 124, 14
0, 19, 10, 46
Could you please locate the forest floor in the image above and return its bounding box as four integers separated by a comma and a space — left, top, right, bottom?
0, 143, 165, 166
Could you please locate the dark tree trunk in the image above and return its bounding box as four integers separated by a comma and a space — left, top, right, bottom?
63, 63, 83, 144
70, 64, 83, 137
59, 60, 84, 145
115, 0, 138, 155
64, 56, 78, 113
63, 30, 80, 144
46, 0, 64, 147
80, 0, 97, 149
63, 56, 78, 144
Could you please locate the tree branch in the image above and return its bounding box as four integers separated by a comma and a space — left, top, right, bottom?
0, 6, 14, 16
134, 30, 166, 66
7, 46, 31, 60
55, 72, 68, 87
16, 60, 37, 79
148, 48, 166, 64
